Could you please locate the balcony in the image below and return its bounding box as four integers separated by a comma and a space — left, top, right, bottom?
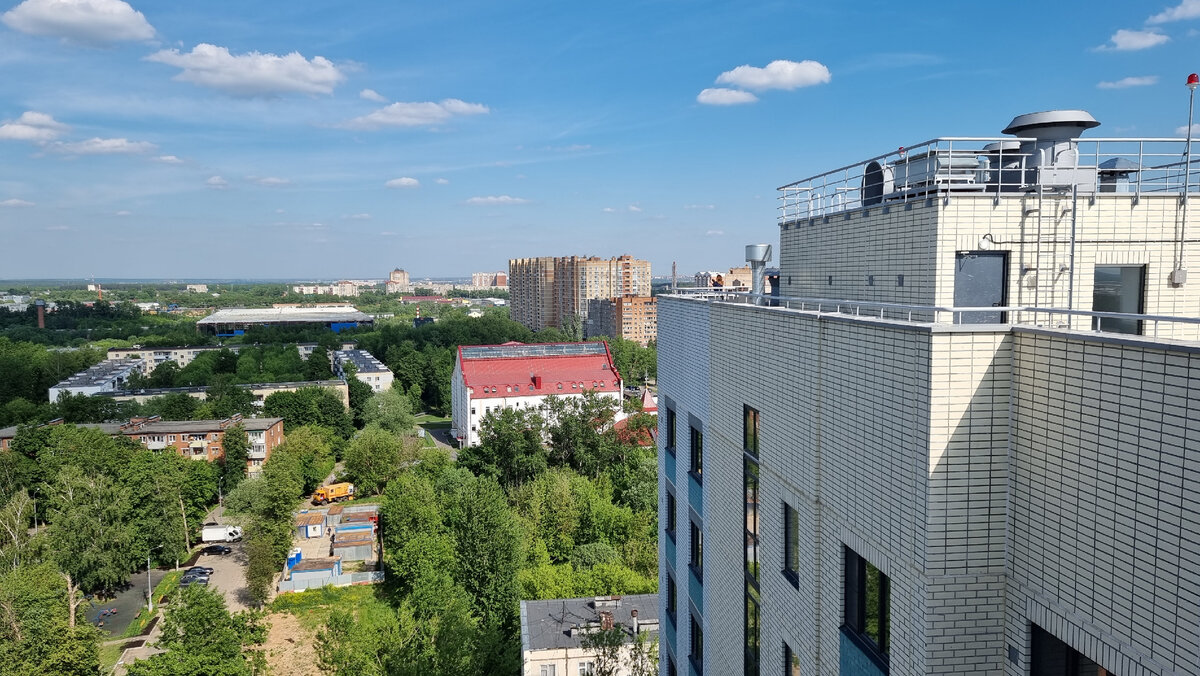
248, 444, 267, 460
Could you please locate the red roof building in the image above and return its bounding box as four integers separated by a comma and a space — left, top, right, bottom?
451, 341, 623, 447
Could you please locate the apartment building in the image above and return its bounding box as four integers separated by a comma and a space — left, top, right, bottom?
96, 379, 350, 410
658, 110, 1200, 676
695, 266, 753, 289
386, 268, 412, 294
472, 271, 509, 288
0, 414, 284, 474
450, 341, 622, 448
47, 358, 143, 401
332, 348, 394, 393
509, 254, 652, 331
106, 342, 354, 375
586, 295, 658, 346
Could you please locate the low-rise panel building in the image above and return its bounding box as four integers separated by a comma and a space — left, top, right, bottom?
332, 349, 393, 392
47, 358, 143, 401
520, 594, 659, 676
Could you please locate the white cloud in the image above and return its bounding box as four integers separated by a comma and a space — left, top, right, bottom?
52, 137, 156, 154
45, 225, 70, 231
715, 59, 831, 91
114, 210, 131, 216
602, 207, 616, 213
1148, 0, 1200, 23
346, 99, 489, 129
544, 144, 591, 152
146, 43, 345, 96
359, 88, 386, 102
706, 229, 725, 236
0, 111, 68, 142
154, 154, 183, 164
627, 205, 642, 212
347, 213, 371, 220
275, 208, 285, 214
684, 204, 716, 210
206, 175, 228, 189
1097, 76, 1159, 89
1176, 123, 1200, 135
0, 198, 34, 207
465, 195, 528, 205
697, 88, 758, 105
254, 176, 290, 186
379, 231, 398, 236
1099, 29, 1170, 51
385, 177, 419, 188
2, 0, 154, 44
434, 178, 450, 185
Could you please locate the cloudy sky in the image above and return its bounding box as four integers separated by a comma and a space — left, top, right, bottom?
1, 0, 1198, 279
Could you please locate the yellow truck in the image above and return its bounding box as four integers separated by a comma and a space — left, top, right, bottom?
312, 482, 355, 505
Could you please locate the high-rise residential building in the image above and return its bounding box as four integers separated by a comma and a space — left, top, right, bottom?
508, 254, 652, 331
586, 295, 658, 346
386, 268, 411, 294
695, 266, 753, 289
472, 271, 509, 288
657, 110, 1200, 676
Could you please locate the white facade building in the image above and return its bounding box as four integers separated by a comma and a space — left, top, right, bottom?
48, 358, 144, 401
658, 111, 1200, 676
332, 349, 393, 393
451, 342, 623, 448
520, 595, 659, 676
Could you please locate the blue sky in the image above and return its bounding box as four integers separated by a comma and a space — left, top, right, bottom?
1, 0, 1198, 280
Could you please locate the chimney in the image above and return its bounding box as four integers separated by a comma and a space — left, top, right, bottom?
745, 244, 773, 303
35, 300, 45, 329
631, 608, 639, 634
599, 611, 614, 631
532, 374, 542, 388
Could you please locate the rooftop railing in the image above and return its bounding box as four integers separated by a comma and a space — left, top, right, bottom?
777, 137, 1200, 224
664, 290, 1200, 342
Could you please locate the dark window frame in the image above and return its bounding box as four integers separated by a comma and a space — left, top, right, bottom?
842, 546, 890, 670
782, 503, 799, 588
689, 521, 703, 581
783, 643, 801, 676
745, 458, 759, 585
689, 424, 703, 481
665, 489, 677, 541
666, 407, 677, 455
743, 405, 760, 458
745, 586, 760, 676
666, 571, 678, 625
690, 614, 704, 675
1092, 264, 1146, 335
1030, 624, 1115, 676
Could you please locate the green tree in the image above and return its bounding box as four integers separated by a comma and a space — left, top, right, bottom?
143, 392, 200, 420
148, 361, 181, 388
125, 584, 266, 676
344, 424, 407, 495
580, 626, 625, 676
46, 465, 136, 595
0, 562, 101, 675
262, 386, 353, 438
446, 476, 522, 629
0, 489, 36, 571
458, 407, 547, 488
202, 375, 256, 419
361, 385, 415, 434
220, 423, 250, 493
303, 348, 333, 381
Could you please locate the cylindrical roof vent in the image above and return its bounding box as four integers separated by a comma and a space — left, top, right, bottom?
1002, 110, 1099, 169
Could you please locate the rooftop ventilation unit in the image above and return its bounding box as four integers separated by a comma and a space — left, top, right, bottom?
1002, 110, 1100, 190
746, 244, 773, 300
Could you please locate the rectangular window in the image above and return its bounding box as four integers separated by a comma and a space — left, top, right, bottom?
1092, 265, 1145, 335
668, 656, 678, 676
745, 587, 760, 676
783, 503, 799, 586
745, 459, 759, 583
843, 546, 890, 664
577, 662, 595, 676
690, 424, 703, 479
667, 572, 677, 623
539, 666, 556, 676
666, 490, 677, 540
783, 643, 801, 676
666, 407, 676, 453
690, 521, 703, 577
744, 405, 760, 457
690, 615, 704, 673
1030, 624, 1115, 676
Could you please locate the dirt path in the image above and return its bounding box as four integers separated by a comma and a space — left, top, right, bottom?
263, 612, 320, 676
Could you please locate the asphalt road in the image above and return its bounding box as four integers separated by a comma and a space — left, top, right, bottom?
201, 506, 252, 611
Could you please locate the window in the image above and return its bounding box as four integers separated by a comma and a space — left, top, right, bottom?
1031, 624, 1115, 676
1092, 265, 1145, 335
666, 572, 677, 623
690, 614, 704, 673
745, 588, 760, 675
745, 459, 759, 582
783, 503, 800, 586
744, 405, 760, 457
690, 424, 703, 479
666, 408, 677, 453
539, 666, 557, 676
666, 490, 677, 540
690, 521, 703, 577
843, 547, 889, 666
783, 643, 801, 676
668, 656, 678, 676
168, 435, 176, 442
577, 662, 595, 676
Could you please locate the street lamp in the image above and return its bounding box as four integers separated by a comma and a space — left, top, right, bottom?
147, 544, 163, 613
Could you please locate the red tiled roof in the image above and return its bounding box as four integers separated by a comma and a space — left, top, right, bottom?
458, 342, 621, 400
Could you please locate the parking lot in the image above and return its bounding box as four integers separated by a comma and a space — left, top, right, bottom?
194, 541, 252, 611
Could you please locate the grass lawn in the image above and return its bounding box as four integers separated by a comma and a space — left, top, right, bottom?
414, 412, 451, 424
99, 643, 124, 672
269, 585, 380, 631
118, 570, 183, 639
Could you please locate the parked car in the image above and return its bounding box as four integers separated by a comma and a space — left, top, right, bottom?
201, 544, 232, 556
185, 566, 214, 576
180, 575, 209, 587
